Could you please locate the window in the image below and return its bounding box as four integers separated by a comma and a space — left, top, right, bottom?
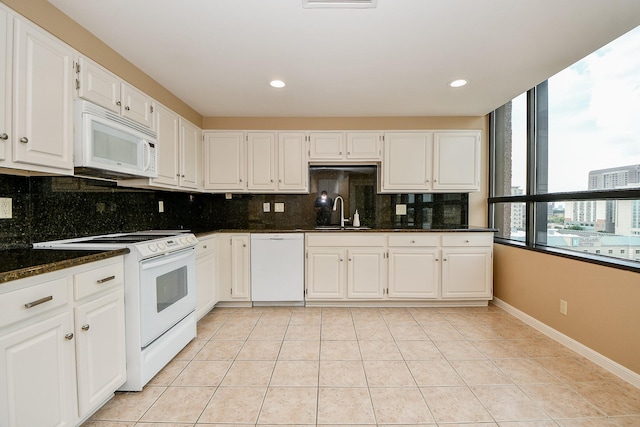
489, 25, 640, 271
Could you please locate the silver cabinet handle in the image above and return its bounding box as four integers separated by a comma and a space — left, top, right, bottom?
116, 101, 122, 106
24, 295, 53, 309
19, 137, 28, 143
465, 240, 470, 243
125, 106, 130, 111
81, 324, 90, 331
65, 333, 74, 340
96, 275, 115, 284
0, 133, 8, 140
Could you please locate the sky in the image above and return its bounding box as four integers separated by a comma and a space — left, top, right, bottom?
511, 24, 640, 193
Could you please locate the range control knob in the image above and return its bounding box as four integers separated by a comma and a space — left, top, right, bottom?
157, 242, 166, 251
180, 237, 188, 245
187, 236, 195, 243
148, 244, 158, 252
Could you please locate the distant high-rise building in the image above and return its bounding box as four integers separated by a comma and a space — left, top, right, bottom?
588, 164, 640, 190
587, 164, 640, 233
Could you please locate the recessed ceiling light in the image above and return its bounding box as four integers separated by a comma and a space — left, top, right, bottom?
449, 79, 468, 88
270, 80, 286, 88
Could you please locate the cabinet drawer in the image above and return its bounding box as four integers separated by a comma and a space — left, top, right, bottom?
306, 233, 386, 247
388, 234, 440, 247
441, 233, 493, 247
74, 262, 124, 301
0, 277, 69, 328
196, 236, 216, 257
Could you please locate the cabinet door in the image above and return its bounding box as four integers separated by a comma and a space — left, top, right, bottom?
0, 312, 76, 427
347, 248, 385, 299
308, 132, 344, 160
152, 103, 180, 187
121, 83, 152, 128
77, 57, 120, 113
278, 132, 308, 192
388, 248, 439, 298
13, 18, 73, 172
247, 132, 276, 191
346, 132, 381, 160
196, 241, 216, 320
179, 118, 202, 190
441, 248, 492, 299
0, 7, 11, 163
306, 248, 345, 300
433, 131, 481, 191
204, 132, 245, 191
75, 290, 126, 419
230, 235, 250, 299
382, 133, 432, 192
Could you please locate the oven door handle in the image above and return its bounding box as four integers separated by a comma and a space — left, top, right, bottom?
140, 248, 194, 270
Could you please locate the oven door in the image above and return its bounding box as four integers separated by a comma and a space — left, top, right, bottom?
139, 247, 196, 347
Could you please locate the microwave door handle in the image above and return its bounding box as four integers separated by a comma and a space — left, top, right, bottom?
143, 140, 152, 171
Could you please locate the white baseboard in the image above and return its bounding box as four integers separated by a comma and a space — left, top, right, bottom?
492, 297, 640, 389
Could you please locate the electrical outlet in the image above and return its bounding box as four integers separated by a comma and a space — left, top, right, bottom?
0, 197, 12, 219
396, 204, 407, 215
158, 200, 164, 213
274, 202, 285, 212
560, 299, 568, 315
263, 202, 271, 212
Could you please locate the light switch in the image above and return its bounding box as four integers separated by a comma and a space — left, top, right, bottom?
274, 202, 285, 212
396, 204, 407, 215
263, 202, 271, 212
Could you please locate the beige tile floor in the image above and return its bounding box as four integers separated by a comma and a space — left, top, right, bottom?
84, 305, 640, 426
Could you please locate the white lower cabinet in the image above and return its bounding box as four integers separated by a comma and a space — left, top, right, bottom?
74, 289, 126, 419
305, 234, 386, 301
0, 311, 77, 427
0, 256, 126, 427
304, 232, 493, 304
196, 235, 217, 319
216, 234, 251, 304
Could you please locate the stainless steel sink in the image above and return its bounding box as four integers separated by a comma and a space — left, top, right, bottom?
314, 226, 371, 231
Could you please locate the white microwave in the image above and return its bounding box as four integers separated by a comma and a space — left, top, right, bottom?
74, 100, 158, 178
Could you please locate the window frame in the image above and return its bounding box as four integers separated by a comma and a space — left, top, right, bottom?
488, 82, 640, 273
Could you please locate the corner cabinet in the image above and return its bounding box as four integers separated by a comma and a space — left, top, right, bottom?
381, 130, 481, 193
0, 256, 126, 427
216, 234, 251, 305
196, 235, 217, 319
440, 234, 493, 299
1, 9, 74, 175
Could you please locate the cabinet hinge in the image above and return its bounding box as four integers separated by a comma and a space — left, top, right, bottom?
150, 105, 154, 113
74, 62, 80, 74
75, 79, 80, 90
305, 288, 308, 295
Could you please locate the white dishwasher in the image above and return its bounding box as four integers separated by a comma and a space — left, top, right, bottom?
250, 233, 305, 305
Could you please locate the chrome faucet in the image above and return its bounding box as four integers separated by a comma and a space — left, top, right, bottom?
332, 195, 350, 228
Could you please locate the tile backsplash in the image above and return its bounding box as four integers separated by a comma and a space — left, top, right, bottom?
0, 173, 468, 249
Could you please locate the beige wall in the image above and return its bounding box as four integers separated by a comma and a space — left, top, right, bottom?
1, 0, 202, 125
494, 244, 640, 375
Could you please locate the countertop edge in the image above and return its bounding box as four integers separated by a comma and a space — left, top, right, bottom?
0, 248, 130, 285
196, 227, 498, 237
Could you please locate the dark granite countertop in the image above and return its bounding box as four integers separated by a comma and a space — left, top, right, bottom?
196, 226, 497, 237
0, 248, 130, 285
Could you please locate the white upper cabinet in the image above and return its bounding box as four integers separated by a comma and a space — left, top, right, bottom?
308, 132, 344, 160
4, 14, 74, 174
179, 118, 202, 190
382, 132, 432, 192
247, 132, 277, 191
203, 131, 246, 191
381, 130, 481, 193
308, 131, 381, 162
277, 132, 308, 192
76, 57, 153, 128
151, 102, 180, 187
433, 131, 481, 191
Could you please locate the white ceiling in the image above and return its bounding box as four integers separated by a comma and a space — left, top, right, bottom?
48, 0, 640, 117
